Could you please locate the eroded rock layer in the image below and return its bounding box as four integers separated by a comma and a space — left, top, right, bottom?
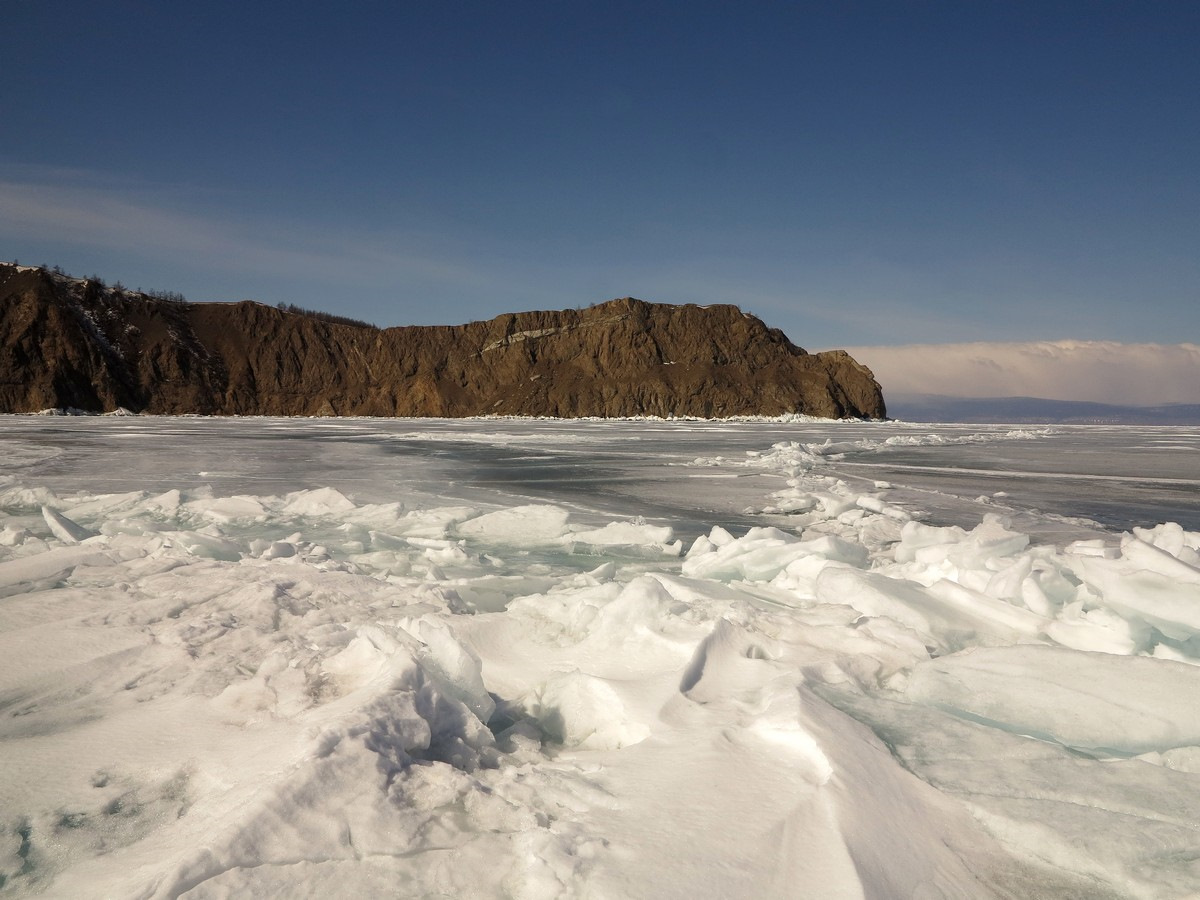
0, 264, 886, 418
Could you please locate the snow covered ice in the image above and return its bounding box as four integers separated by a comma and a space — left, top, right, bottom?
2, 417, 1200, 898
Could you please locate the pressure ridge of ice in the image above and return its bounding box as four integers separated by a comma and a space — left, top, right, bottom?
2, 422, 1200, 897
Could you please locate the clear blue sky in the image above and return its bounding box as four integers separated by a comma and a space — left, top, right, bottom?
3, 1, 1197, 350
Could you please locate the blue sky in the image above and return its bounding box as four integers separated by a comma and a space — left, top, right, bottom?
3, 2, 1198, 366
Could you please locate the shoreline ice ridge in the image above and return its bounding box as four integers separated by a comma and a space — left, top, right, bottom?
1, 424, 1199, 896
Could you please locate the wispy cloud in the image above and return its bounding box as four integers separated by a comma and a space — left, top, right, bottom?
840, 341, 1200, 405
0, 170, 496, 295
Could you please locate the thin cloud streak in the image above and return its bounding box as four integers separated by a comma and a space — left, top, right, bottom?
841, 341, 1200, 406
0, 176, 497, 296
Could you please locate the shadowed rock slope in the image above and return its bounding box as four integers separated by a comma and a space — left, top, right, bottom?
0, 264, 886, 418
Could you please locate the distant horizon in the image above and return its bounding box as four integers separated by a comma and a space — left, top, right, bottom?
843, 339, 1200, 407
7, 257, 1196, 410
884, 392, 1200, 425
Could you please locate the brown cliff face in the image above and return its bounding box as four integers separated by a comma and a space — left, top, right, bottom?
0, 264, 886, 419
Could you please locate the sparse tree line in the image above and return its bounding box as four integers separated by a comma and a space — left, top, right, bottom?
11, 261, 190, 305
275, 302, 378, 330
9, 262, 371, 327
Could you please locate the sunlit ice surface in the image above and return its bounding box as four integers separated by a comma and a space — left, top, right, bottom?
2, 415, 1200, 898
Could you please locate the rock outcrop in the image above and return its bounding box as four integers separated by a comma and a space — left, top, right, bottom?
0, 263, 886, 419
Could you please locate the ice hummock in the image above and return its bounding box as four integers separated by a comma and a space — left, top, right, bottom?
2, 417, 1200, 897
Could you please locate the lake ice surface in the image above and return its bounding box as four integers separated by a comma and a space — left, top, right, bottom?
2, 416, 1200, 898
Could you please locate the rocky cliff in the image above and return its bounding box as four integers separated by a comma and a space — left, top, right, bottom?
0, 263, 886, 419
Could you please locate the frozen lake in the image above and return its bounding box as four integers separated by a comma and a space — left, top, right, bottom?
3, 416, 1200, 898
8, 416, 1199, 536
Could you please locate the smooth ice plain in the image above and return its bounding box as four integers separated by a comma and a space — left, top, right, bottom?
3, 415, 1200, 898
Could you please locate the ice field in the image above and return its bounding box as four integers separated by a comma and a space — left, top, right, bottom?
3, 415, 1200, 898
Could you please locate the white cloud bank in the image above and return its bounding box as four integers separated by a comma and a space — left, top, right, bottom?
841, 340, 1200, 406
